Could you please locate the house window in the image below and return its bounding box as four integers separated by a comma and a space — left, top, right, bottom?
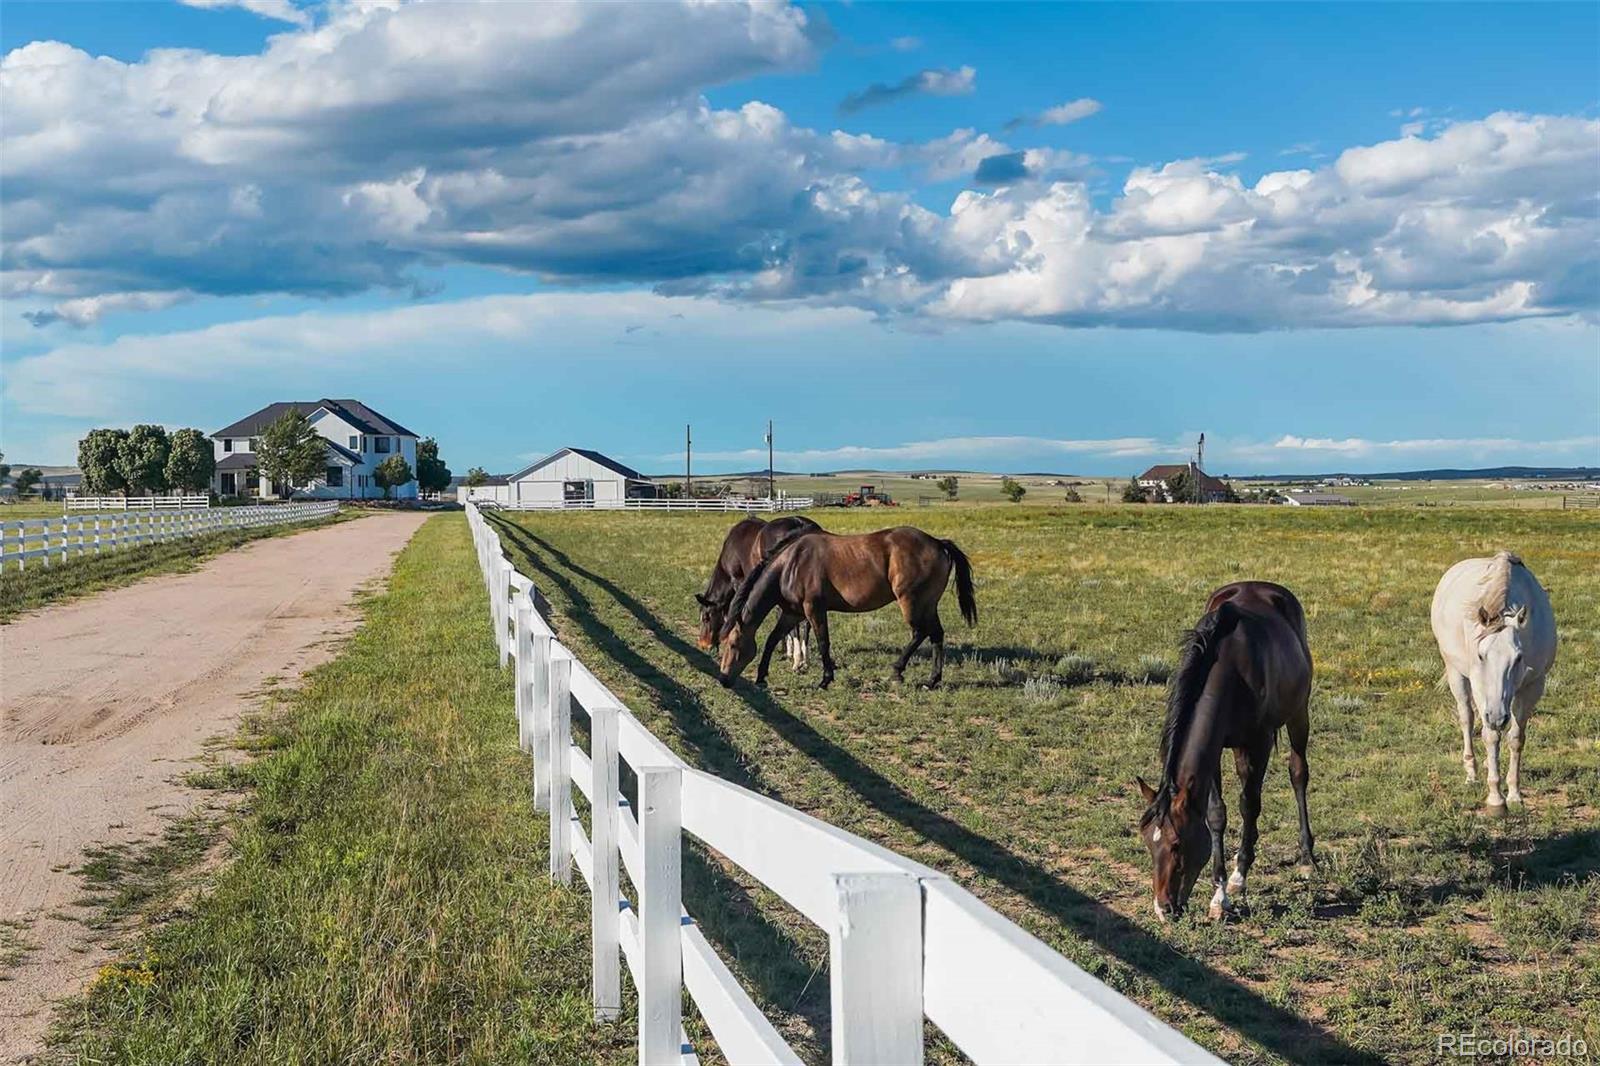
361, 437, 368, 453
375, 436, 391, 453
248, 438, 259, 451
326, 466, 343, 488
224, 439, 234, 453
348, 435, 358, 450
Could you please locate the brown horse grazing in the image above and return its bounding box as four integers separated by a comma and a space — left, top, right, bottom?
717, 526, 976, 689
1136, 581, 1315, 922
696, 516, 822, 659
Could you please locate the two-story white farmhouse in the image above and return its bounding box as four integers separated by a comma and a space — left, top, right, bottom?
210, 399, 420, 500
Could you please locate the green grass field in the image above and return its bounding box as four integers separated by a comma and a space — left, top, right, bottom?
486, 504, 1600, 1064
47, 515, 630, 1064
754, 472, 1594, 510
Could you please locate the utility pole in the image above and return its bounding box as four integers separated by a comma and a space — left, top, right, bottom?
766, 420, 775, 501
685, 424, 692, 499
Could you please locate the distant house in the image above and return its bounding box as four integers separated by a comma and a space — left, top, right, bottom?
1282, 491, 1356, 507
211, 399, 420, 500
457, 448, 656, 507
1136, 463, 1233, 503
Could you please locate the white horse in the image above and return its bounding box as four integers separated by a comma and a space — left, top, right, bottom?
1430, 551, 1557, 810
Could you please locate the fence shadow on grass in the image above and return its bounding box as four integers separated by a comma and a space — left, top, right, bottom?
490, 519, 833, 1048
489, 516, 1382, 1065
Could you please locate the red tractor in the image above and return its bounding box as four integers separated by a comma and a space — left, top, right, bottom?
841, 484, 897, 507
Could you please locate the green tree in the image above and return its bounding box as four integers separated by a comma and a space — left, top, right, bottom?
1164, 466, 1194, 504
79, 428, 131, 496
1000, 476, 1026, 503
465, 466, 489, 488
1063, 487, 1083, 503
0, 450, 9, 490
415, 437, 452, 496
116, 424, 170, 496
14, 468, 44, 497
164, 428, 216, 494
256, 408, 328, 496
1121, 478, 1149, 503
374, 455, 414, 499
936, 475, 959, 500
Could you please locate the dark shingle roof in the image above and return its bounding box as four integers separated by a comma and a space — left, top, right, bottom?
212, 399, 417, 440
510, 447, 651, 482
215, 454, 258, 471
450, 474, 510, 487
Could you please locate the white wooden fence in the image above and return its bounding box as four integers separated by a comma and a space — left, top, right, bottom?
475, 495, 815, 513
1, 501, 339, 572
65, 494, 211, 511
465, 502, 1219, 1065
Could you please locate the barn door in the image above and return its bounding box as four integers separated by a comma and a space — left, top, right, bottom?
563, 479, 592, 506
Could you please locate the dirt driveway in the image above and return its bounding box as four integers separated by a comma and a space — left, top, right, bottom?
0, 510, 429, 1061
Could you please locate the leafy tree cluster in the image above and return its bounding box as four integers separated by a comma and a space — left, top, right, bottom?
77, 425, 216, 497
1121, 478, 1150, 503
1000, 476, 1027, 503
416, 438, 451, 497
936, 476, 960, 500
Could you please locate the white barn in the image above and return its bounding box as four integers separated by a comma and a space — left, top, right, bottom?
459, 448, 656, 508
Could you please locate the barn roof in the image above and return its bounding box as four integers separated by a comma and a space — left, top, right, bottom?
510, 447, 651, 482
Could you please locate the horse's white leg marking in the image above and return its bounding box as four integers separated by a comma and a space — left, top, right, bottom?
1447, 669, 1476, 782
1480, 718, 1505, 808
1227, 860, 1246, 899
1506, 677, 1541, 805
1208, 882, 1230, 921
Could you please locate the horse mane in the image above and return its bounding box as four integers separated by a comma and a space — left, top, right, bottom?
1475, 550, 1524, 630
1144, 602, 1238, 822
722, 527, 810, 632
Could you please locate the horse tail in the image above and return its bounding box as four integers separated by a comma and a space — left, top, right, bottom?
1160, 601, 1240, 786
940, 539, 978, 627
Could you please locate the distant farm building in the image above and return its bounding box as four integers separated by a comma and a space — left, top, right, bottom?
1283, 491, 1356, 507
1136, 463, 1233, 503
456, 448, 656, 507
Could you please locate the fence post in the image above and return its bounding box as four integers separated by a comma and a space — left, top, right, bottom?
530, 633, 553, 811
548, 652, 572, 884
589, 701, 622, 1021
515, 595, 533, 751
638, 766, 683, 1066
829, 872, 924, 1066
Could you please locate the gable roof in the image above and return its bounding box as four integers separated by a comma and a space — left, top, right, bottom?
510, 447, 650, 482
1138, 463, 1230, 495
212, 399, 417, 440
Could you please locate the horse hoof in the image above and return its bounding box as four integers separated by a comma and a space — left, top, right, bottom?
818, 677, 833, 690
1485, 801, 1507, 817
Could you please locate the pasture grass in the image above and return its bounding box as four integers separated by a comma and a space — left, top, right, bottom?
46, 515, 629, 1064
0, 511, 355, 622
489, 503, 1600, 1064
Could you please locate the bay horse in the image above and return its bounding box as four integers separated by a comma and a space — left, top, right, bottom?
1430, 551, 1557, 810
696, 515, 822, 670
717, 526, 976, 689
1136, 581, 1314, 922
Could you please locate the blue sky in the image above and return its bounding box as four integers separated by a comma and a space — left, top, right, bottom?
2, 1, 1596, 475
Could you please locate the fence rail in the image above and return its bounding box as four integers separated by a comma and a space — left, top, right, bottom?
65, 494, 211, 511
2, 501, 339, 571
473, 496, 814, 513
465, 501, 1218, 1065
